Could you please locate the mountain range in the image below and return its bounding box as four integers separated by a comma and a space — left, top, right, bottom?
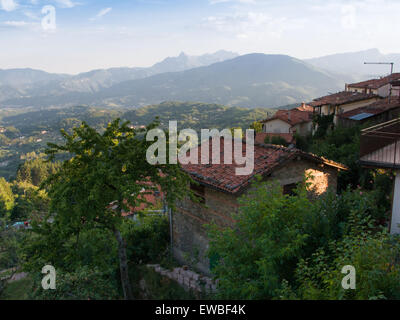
306, 48, 400, 77
0, 48, 396, 109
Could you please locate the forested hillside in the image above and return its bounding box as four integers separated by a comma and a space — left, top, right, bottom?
0, 102, 273, 180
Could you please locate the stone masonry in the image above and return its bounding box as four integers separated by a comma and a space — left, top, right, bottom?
147, 264, 217, 294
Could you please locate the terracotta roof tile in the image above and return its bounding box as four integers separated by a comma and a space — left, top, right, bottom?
180, 138, 347, 195
348, 73, 400, 90
310, 91, 379, 108
261, 108, 313, 126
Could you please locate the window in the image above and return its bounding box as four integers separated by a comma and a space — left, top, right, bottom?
190, 183, 206, 204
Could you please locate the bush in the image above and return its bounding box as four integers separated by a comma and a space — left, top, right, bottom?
264, 136, 289, 147
29, 266, 120, 300
123, 214, 170, 265
208, 177, 396, 300
292, 232, 400, 300
208, 179, 320, 299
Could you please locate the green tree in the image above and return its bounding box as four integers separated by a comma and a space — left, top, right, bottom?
250, 121, 263, 133
41, 119, 190, 300
11, 181, 49, 221
29, 266, 119, 300
264, 135, 289, 147
0, 178, 14, 219
208, 178, 324, 299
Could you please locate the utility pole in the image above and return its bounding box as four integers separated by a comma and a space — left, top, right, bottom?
364, 62, 395, 100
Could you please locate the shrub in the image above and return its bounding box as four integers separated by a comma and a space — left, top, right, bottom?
29, 266, 120, 300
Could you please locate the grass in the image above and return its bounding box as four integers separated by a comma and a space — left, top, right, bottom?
0, 276, 33, 300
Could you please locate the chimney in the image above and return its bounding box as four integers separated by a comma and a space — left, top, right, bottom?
288, 111, 291, 122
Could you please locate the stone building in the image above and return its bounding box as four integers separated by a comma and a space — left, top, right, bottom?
172, 138, 347, 275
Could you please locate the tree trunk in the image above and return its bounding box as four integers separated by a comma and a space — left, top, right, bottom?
113, 228, 134, 300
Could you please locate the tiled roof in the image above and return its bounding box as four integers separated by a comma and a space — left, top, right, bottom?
121, 191, 162, 217
261, 108, 313, 126
295, 104, 314, 112
180, 138, 347, 195
338, 97, 400, 120
108, 182, 163, 217
348, 73, 400, 90
255, 132, 294, 144
310, 91, 379, 108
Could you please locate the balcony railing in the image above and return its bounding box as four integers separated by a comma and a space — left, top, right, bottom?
360, 118, 400, 169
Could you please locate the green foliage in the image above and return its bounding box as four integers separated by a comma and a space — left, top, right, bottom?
124, 102, 273, 132
21, 220, 117, 274
0, 277, 33, 300
208, 176, 394, 300
293, 231, 400, 300
10, 181, 49, 222
43, 118, 189, 235
0, 177, 14, 219
208, 179, 319, 299
264, 135, 289, 147
16, 157, 60, 187
29, 266, 120, 300
0, 227, 28, 270
23, 119, 191, 299
250, 121, 263, 133
310, 124, 373, 191
313, 114, 334, 139
293, 133, 311, 151
123, 215, 170, 265
0, 134, 11, 146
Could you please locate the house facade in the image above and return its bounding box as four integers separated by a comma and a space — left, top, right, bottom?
260, 103, 314, 139
346, 73, 400, 97
311, 91, 380, 117
337, 97, 400, 128
172, 139, 347, 274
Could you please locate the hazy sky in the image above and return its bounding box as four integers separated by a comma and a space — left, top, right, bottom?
1, 0, 399, 74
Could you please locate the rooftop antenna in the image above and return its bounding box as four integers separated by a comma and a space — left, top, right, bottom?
364, 62, 395, 101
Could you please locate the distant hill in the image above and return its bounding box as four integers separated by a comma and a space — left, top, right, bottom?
3, 54, 343, 109
0, 101, 273, 179
150, 50, 239, 74
0, 51, 238, 102
123, 101, 274, 131
306, 48, 400, 78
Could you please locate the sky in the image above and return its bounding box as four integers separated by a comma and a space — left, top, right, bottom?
0, 0, 399, 74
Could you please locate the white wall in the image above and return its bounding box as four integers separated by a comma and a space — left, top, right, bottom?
263, 119, 291, 134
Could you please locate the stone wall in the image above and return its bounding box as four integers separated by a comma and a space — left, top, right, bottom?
147, 264, 217, 294
173, 187, 238, 274
271, 158, 338, 196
